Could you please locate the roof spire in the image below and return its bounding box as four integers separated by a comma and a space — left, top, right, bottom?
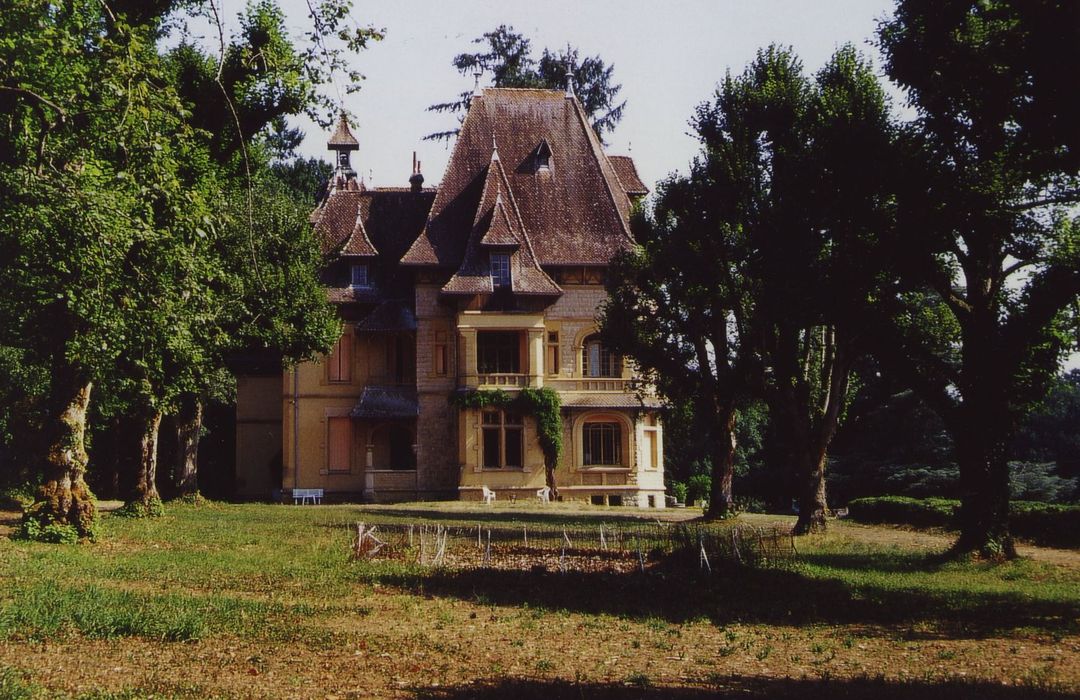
472, 66, 483, 99
564, 47, 575, 98
327, 112, 359, 183
491, 132, 499, 161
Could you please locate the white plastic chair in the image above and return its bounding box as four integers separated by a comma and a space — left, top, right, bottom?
481, 485, 496, 505
536, 486, 551, 503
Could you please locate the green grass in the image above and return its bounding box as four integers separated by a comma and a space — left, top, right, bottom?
0, 500, 1077, 697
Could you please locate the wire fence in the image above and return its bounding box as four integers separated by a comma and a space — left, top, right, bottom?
351, 520, 797, 574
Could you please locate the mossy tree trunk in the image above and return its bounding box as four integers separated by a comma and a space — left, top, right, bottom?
174, 395, 202, 498
27, 370, 96, 538
128, 406, 163, 513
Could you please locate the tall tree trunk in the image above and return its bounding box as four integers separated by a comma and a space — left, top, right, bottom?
174, 395, 203, 498
128, 407, 163, 514
794, 449, 828, 534
545, 460, 559, 502
952, 406, 1016, 558
951, 310, 1017, 559
27, 371, 96, 538
705, 403, 737, 519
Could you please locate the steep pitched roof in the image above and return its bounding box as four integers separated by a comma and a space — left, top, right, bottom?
339, 211, 378, 256
327, 113, 359, 149
609, 155, 649, 197
311, 187, 435, 259
441, 147, 560, 296
402, 88, 635, 269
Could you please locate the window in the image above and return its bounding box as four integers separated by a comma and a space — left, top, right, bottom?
545, 331, 559, 376
328, 331, 352, 383
490, 253, 511, 289
583, 422, 621, 466
482, 411, 523, 469
642, 429, 659, 470
535, 141, 552, 172
350, 264, 370, 288
434, 330, 449, 376
477, 331, 521, 374
327, 417, 351, 473
583, 335, 621, 377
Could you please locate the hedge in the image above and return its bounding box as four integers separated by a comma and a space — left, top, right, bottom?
847, 496, 1080, 548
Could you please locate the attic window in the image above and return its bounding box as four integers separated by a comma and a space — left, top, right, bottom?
535, 141, 552, 172
350, 264, 370, 289
490, 253, 511, 289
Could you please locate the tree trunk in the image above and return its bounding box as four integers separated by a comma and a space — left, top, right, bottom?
174, 395, 203, 498
128, 407, 163, 514
705, 404, 737, 519
952, 410, 1016, 558
546, 460, 559, 502
27, 372, 96, 538
793, 449, 828, 534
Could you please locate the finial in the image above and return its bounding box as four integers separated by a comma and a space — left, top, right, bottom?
491, 132, 499, 160
564, 47, 575, 98
472, 66, 483, 98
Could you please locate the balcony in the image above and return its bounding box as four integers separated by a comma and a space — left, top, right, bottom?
478, 373, 529, 388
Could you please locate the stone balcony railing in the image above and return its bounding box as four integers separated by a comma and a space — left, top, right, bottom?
477, 373, 529, 387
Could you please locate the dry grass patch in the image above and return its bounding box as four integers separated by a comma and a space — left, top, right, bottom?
0, 501, 1076, 699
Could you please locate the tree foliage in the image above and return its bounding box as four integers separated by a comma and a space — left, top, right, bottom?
426, 25, 625, 143
0, 0, 369, 536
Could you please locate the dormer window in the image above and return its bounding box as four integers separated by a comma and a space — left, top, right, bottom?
490, 253, 511, 289
350, 264, 370, 289
535, 140, 552, 173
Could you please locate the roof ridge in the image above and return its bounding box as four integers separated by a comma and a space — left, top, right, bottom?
566, 97, 634, 243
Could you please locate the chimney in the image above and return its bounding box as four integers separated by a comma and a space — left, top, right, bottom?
409, 151, 424, 192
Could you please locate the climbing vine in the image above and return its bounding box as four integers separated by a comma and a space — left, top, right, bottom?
450, 387, 564, 496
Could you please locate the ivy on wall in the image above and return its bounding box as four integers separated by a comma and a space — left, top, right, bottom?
449, 387, 564, 477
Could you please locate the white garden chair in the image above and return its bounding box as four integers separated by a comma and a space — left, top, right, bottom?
481, 485, 496, 505
536, 486, 551, 503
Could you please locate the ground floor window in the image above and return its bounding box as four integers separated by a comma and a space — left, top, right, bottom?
482, 411, 523, 468
583, 422, 621, 466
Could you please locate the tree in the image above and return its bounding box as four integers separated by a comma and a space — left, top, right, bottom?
729, 46, 894, 533
870, 0, 1080, 556
0, 0, 372, 535
606, 45, 895, 526
426, 25, 625, 143
602, 174, 757, 519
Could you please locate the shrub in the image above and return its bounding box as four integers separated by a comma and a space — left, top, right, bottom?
1010, 501, 1080, 548
669, 481, 687, 504
847, 496, 1080, 548
686, 474, 711, 505
847, 496, 957, 528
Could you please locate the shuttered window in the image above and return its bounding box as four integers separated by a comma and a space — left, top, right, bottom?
328, 417, 352, 473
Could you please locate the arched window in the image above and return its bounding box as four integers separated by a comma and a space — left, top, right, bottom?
582, 334, 621, 378
583, 422, 621, 466
388, 426, 415, 470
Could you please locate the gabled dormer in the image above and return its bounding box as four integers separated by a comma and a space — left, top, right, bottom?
532, 139, 553, 174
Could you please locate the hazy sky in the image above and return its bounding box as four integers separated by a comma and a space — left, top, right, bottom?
257, 0, 900, 189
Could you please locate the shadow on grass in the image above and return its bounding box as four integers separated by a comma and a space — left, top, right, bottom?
349, 506, 698, 527
363, 553, 1078, 639
411, 676, 1071, 699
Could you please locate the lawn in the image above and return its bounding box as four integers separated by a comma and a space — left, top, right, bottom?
0, 501, 1077, 699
